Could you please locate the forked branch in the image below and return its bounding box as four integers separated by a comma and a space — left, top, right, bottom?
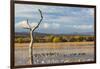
32, 9, 43, 31
23, 19, 31, 30
24, 9, 43, 31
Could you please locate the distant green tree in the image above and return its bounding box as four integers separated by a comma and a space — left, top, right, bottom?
24, 38, 30, 43
78, 36, 85, 42
53, 37, 62, 42
70, 37, 77, 42
86, 36, 94, 41
49, 35, 54, 42
17, 38, 23, 43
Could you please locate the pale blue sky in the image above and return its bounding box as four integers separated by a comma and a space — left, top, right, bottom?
15, 4, 94, 34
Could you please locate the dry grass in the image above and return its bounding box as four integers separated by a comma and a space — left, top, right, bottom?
15, 41, 94, 49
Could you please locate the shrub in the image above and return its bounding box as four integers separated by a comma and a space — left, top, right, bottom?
16, 38, 23, 43
53, 37, 62, 42
70, 37, 77, 42
86, 36, 94, 41
49, 35, 54, 42
78, 36, 85, 42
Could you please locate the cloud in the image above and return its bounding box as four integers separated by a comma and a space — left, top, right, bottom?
42, 23, 49, 29
15, 4, 94, 33
89, 9, 94, 16
40, 23, 60, 29
15, 20, 29, 29
81, 8, 94, 17
15, 4, 94, 24
15, 20, 60, 32
15, 20, 38, 29
73, 25, 93, 30
51, 23, 60, 29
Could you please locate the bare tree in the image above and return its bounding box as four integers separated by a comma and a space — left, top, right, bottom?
23, 9, 43, 64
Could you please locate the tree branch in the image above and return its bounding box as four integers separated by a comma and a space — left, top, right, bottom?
23, 9, 43, 32
27, 19, 32, 30
23, 27, 31, 29
23, 19, 31, 30
32, 9, 43, 31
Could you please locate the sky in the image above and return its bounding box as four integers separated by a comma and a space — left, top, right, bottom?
15, 4, 94, 34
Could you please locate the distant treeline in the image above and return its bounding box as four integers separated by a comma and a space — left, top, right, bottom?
15, 35, 95, 43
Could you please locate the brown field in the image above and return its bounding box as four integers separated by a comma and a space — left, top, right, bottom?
15, 42, 95, 66
15, 41, 94, 48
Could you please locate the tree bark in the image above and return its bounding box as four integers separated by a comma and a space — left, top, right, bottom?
29, 30, 34, 64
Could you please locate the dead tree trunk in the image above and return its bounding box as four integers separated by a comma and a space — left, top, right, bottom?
24, 9, 43, 65
29, 30, 34, 64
